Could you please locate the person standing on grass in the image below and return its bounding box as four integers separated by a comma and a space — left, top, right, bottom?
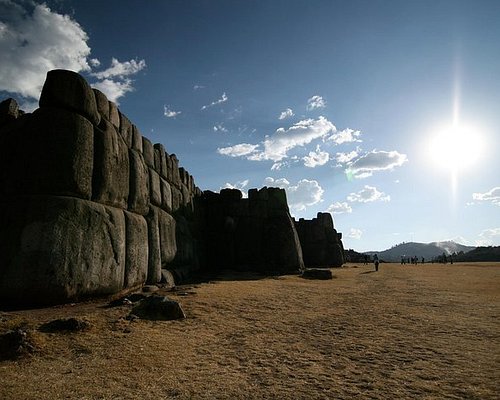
373, 254, 379, 272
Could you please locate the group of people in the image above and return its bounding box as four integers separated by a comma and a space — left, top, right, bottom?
401, 256, 424, 265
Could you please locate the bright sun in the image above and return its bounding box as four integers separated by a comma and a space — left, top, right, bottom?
428, 124, 483, 171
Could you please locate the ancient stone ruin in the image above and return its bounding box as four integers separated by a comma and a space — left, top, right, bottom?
0, 70, 344, 306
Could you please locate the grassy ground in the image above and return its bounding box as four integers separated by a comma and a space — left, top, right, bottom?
0, 262, 498, 399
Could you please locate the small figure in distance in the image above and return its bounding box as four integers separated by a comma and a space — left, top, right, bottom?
364, 254, 368, 265
421, 257, 425, 264
373, 254, 379, 272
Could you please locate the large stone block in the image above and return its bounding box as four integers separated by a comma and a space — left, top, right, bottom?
153, 143, 167, 178
119, 112, 133, 148
142, 137, 155, 168
92, 89, 109, 122
145, 206, 162, 284
108, 101, 120, 129
0, 98, 19, 127
149, 168, 162, 207
4, 107, 93, 199
158, 208, 177, 265
92, 119, 129, 208
160, 178, 172, 212
132, 125, 143, 153
39, 70, 100, 126
128, 150, 149, 215
0, 196, 125, 306
124, 211, 148, 288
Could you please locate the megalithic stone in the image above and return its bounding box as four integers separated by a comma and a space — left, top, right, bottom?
124, 211, 149, 289
39, 69, 100, 126
128, 149, 149, 215
92, 119, 129, 209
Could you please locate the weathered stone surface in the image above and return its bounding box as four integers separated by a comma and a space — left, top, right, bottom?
171, 186, 181, 212
108, 101, 120, 129
119, 112, 133, 147
161, 269, 176, 288
149, 168, 162, 207
153, 143, 167, 178
0, 98, 19, 127
4, 107, 93, 199
158, 208, 177, 265
92, 89, 109, 122
39, 70, 100, 126
170, 154, 181, 188
124, 211, 148, 289
302, 268, 333, 280
92, 119, 129, 208
294, 212, 345, 268
130, 296, 186, 320
160, 178, 172, 212
142, 137, 155, 168
128, 150, 149, 215
132, 125, 143, 153
0, 196, 125, 305
145, 206, 162, 284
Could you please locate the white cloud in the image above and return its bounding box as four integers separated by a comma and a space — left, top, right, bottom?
217, 143, 259, 157
346, 228, 363, 240
476, 228, 500, 246
213, 123, 228, 133
164, 105, 181, 118
264, 177, 324, 213
91, 57, 146, 79
335, 150, 359, 164
347, 185, 390, 203
0, 1, 91, 99
193, 85, 205, 90
346, 150, 408, 179
279, 108, 294, 120
307, 95, 326, 111
472, 187, 500, 206
328, 128, 362, 145
250, 116, 336, 162
201, 92, 228, 110
91, 78, 135, 104
90, 58, 146, 104
222, 179, 250, 198
89, 58, 101, 67
303, 145, 330, 168
327, 202, 353, 214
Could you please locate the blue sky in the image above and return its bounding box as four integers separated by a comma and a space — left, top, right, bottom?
1, 0, 499, 251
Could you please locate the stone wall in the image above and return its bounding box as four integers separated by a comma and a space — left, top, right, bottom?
0, 70, 200, 306
195, 188, 304, 274
294, 213, 345, 268
0, 69, 344, 306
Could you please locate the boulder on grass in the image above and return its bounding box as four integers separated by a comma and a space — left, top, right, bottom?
130, 296, 186, 320
302, 268, 333, 280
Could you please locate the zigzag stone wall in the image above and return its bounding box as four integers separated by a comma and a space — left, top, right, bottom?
0, 70, 201, 305
0, 69, 345, 307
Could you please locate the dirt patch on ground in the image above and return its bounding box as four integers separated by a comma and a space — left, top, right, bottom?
1, 262, 498, 399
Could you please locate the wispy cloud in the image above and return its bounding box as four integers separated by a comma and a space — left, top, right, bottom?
217, 143, 259, 157
346, 150, 408, 179
201, 92, 228, 110
0, 2, 91, 99
92, 79, 135, 104
476, 227, 500, 246
346, 228, 363, 240
164, 105, 181, 118
264, 177, 324, 213
193, 84, 205, 90
335, 149, 359, 164
472, 187, 500, 206
213, 123, 228, 133
219, 116, 336, 164
91, 57, 146, 79
327, 202, 353, 214
307, 95, 326, 111
303, 145, 330, 168
278, 108, 294, 120
328, 128, 362, 145
347, 185, 390, 203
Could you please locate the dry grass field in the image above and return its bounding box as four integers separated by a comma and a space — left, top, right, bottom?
1, 262, 499, 399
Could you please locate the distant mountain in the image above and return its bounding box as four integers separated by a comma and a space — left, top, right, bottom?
363, 241, 476, 262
